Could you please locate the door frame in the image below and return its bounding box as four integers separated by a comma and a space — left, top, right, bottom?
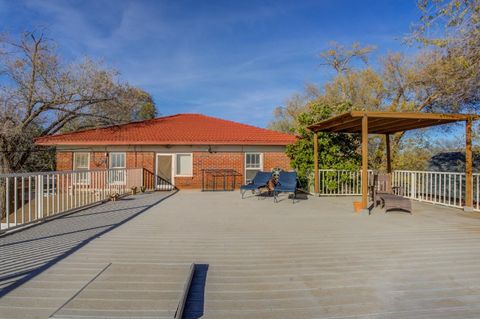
155, 153, 175, 189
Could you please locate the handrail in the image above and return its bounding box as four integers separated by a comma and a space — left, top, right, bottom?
0, 167, 154, 233
317, 169, 480, 211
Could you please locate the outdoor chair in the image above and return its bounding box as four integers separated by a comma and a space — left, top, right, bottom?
273, 171, 298, 203
240, 171, 272, 198
373, 174, 412, 214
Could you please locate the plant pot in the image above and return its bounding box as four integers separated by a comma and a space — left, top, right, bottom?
353, 201, 363, 213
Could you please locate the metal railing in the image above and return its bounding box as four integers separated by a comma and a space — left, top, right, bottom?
317, 169, 480, 211
318, 169, 373, 196
0, 168, 155, 233
393, 170, 480, 210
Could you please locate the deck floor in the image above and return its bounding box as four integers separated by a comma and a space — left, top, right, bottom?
2, 190, 480, 318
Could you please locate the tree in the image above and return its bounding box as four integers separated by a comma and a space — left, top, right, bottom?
269, 43, 379, 134
409, 0, 480, 112
0, 31, 159, 220
135, 93, 158, 121
268, 84, 320, 133
319, 42, 375, 74
62, 87, 158, 131
0, 31, 153, 173
286, 101, 361, 186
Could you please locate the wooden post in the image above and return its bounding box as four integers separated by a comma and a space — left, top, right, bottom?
465, 117, 473, 211
385, 134, 392, 174
313, 132, 319, 194
362, 114, 369, 209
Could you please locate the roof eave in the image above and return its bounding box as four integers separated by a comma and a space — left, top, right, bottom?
35, 140, 296, 147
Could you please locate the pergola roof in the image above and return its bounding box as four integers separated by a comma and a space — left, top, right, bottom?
308, 111, 478, 134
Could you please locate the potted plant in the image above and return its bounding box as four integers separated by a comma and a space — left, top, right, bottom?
110, 192, 120, 201
131, 186, 138, 195
140, 186, 146, 193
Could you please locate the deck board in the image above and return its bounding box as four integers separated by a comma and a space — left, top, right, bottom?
2, 190, 480, 318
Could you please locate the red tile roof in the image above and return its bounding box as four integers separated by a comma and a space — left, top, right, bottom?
35, 114, 297, 146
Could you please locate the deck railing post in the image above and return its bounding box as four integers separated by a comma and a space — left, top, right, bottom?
37, 174, 44, 219
410, 172, 416, 199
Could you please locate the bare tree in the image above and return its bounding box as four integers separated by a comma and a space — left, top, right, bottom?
0, 31, 159, 219
319, 42, 375, 74
0, 31, 151, 173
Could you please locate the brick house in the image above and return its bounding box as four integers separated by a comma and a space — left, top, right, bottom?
35, 114, 296, 189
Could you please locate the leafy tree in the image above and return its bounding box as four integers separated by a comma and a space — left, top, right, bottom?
135, 96, 158, 121
271, 2, 480, 171
286, 101, 361, 186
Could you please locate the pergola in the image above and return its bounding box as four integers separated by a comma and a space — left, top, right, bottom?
308, 111, 479, 211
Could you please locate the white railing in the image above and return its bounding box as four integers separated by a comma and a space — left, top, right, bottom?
318, 169, 373, 196
393, 170, 479, 211
318, 169, 480, 211
0, 168, 150, 233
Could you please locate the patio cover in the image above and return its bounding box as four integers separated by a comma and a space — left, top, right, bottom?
307, 111, 479, 211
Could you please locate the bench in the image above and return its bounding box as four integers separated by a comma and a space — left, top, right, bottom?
378, 193, 412, 214
372, 174, 412, 214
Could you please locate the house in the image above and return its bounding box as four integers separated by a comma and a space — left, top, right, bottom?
35, 114, 296, 189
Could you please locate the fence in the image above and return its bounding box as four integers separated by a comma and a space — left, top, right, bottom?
318, 169, 373, 195
393, 170, 480, 210
0, 168, 170, 233
317, 169, 480, 211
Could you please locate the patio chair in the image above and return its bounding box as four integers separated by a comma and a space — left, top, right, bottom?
240, 171, 272, 198
373, 174, 412, 214
273, 171, 298, 203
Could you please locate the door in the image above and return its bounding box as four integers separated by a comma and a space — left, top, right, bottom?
156, 154, 174, 190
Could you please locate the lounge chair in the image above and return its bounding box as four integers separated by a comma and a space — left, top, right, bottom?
273, 171, 298, 203
240, 171, 272, 198
373, 174, 412, 214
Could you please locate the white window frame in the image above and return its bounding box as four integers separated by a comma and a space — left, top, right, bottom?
244, 152, 263, 183
175, 153, 193, 177
108, 152, 126, 185
73, 152, 90, 185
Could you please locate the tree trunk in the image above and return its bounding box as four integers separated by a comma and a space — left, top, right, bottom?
0, 157, 16, 222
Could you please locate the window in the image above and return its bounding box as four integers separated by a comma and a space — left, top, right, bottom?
73, 152, 90, 184
109, 152, 126, 184
176, 154, 192, 176
245, 153, 263, 183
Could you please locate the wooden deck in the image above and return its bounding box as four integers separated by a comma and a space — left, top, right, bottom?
2, 190, 480, 318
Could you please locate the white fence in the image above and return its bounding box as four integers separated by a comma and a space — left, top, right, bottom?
0, 168, 152, 233
318, 169, 373, 195
393, 170, 480, 211
318, 169, 480, 211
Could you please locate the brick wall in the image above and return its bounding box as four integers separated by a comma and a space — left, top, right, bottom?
56, 152, 73, 170
174, 151, 291, 189
56, 150, 291, 190
264, 152, 291, 172
174, 151, 244, 189
126, 152, 155, 172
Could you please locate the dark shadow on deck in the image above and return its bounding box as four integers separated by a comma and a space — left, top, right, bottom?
0, 191, 177, 297
182, 264, 209, 319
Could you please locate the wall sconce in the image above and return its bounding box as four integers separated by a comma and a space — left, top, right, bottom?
208, 146, 216, 154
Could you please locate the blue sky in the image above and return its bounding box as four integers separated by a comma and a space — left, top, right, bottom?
0, 0, 421, 127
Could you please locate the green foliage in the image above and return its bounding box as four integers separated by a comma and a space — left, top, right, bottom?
286, 101, 361, 186
136, 102, 158, 120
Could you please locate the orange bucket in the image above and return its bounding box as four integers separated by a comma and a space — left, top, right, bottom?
353, 201, 363, 213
